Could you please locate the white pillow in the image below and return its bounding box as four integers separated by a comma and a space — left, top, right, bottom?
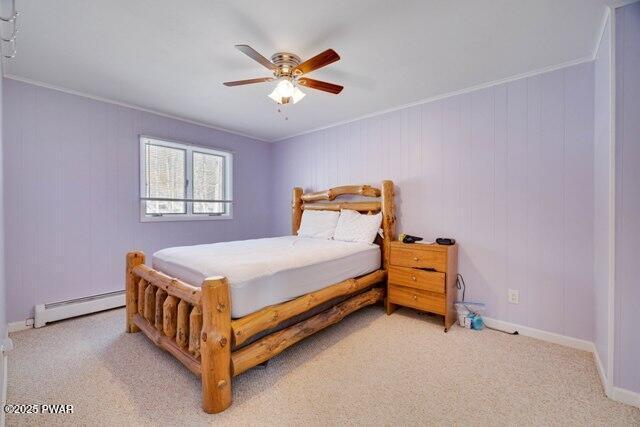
333, 209, 383, 244
297, 210, 340, 239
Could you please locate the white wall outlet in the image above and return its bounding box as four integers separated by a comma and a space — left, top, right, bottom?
508, 289, 520, 304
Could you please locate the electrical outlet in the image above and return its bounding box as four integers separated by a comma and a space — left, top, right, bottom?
508, 289, 520, 304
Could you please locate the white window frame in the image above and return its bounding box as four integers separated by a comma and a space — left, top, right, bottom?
139, 135, 233, 222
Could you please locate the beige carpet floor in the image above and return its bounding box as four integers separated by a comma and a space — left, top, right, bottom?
6, 307, 640, 426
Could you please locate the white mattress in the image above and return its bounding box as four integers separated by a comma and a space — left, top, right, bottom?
152, 236, 381, 318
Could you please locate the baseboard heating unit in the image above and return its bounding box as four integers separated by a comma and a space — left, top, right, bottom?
34, 290, 125, 328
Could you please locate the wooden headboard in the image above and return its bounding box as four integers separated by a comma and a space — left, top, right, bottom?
291, 181, 396, 269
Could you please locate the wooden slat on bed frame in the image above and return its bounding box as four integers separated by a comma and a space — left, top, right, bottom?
231, 288, 384, 375
231, 269, 386, 347
133, 264, 201, 305
301, 185, 381, 202
133, 313, 202, 375
302, 201, 381, 212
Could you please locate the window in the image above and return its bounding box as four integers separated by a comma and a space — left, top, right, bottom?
139, 136, 233, 222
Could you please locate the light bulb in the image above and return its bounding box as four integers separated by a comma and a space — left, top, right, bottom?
275, 79, 294, 97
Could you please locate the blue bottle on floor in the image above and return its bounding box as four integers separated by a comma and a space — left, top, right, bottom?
470, 314, 485, 330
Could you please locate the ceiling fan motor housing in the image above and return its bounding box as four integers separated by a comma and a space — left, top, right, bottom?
271, 52, 302, 77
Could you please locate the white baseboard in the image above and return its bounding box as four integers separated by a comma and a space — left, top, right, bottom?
610, 386, 640, 408
484, 317, 639, 409
483, 317, 594, 352
8, 319, 34, 333
588, 348, 640, 409
593, 346, 610, 395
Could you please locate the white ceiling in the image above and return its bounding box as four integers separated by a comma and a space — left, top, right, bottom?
4, 0, 611, 141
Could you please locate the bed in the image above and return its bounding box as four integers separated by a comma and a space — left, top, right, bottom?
153, 236, 382, 318
125, 181, 396, 413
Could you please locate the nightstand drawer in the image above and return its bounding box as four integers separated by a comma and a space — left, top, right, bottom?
388, 266, 445, 293
390, 246, 447, 271
388, 285, 446, 315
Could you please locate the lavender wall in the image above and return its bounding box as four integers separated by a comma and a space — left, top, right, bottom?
2, 78, 272, 322
593, 16, 611, 376
272, 62, 596, 341
614, 2, 640, 394
0, 52, 6, 389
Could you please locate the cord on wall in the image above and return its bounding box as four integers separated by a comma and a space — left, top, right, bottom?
456, 273, 519, 335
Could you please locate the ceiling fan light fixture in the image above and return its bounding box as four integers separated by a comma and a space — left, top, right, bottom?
268, 78, 305, 104
227, 45, 341, 105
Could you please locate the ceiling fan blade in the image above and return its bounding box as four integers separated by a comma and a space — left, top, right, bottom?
223, 77, 274, 87
295, 49, 340, 75
235, 45, 277, 70
298, 78, 343, 94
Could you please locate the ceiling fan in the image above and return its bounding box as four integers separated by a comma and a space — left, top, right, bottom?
223, 45, 343, 105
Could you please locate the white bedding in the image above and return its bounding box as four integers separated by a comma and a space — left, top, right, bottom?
152, 236, 381, 318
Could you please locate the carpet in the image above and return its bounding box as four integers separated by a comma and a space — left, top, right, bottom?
7, 307, 640, 426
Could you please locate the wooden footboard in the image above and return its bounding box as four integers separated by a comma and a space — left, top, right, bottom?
126, 181, 395, 413
126, 252, 386, 413
126, 252, 231, 412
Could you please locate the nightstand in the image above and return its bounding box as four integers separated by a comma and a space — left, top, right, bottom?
386, 241, 459, 332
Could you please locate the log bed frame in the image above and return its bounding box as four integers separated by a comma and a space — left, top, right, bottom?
125, 180, 396, 413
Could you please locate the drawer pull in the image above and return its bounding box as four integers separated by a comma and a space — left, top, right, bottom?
413, 257, 419, 261
411, 276, 417, 281
412, 295, 418, 301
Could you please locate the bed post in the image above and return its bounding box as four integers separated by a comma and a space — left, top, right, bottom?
125, 251, 145, 333
292, 187, 303, 235
201, 276, 232, 413
381, 180, 396, 270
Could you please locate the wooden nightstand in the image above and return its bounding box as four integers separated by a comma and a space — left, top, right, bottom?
386, 241, 459, 331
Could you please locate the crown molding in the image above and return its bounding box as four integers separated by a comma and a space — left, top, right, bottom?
4, 2, 631, 144
271, 4, 627, 142
2, 74, 270, 143
593, 7, 612, 60
273, 54, 594, 142
611, 0, 640, 8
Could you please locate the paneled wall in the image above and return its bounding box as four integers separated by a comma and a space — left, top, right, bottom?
3, 79, 272, 322
614, 2, 640, 394
593, 16, 611, 378
272, 62, 595, 341
0, 49, 6, 393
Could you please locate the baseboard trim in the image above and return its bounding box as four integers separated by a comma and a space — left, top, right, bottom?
483, 317, 594, 352
593, 347, 610, 396
8, 319, 34, 333
610, 386, 640, 408
483, 317, 639, 409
